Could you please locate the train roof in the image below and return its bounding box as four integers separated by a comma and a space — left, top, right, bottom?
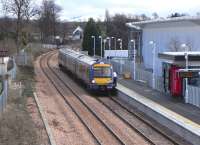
59, 48, 99, 65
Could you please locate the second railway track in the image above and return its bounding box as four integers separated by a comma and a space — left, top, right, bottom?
39, 51, 186, 145
40, 51, 126, 145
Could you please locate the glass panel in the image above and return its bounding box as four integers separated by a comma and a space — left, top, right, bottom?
93, 67, 112, 78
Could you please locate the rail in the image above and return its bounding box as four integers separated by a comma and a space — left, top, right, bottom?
39, 52, 102, 145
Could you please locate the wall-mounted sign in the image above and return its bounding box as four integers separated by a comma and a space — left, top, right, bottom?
0, 50, 8, 57
178, 69, 200, 78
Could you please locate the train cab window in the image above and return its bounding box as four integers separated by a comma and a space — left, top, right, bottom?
93, 67, 112, 78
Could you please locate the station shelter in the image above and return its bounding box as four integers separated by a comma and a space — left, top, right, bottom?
158, 52, 200, 98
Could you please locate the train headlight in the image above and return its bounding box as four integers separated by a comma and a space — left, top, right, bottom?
92, 79, 96, 84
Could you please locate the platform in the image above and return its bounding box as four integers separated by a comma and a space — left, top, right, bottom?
116, 79, 200, 145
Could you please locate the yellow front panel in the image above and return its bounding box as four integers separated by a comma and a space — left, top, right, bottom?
93, 64, 111, 67
94, 78, 112, 85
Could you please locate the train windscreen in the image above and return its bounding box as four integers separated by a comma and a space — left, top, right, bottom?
93, 67, 112, 78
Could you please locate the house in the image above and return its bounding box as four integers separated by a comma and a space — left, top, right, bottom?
71, 26, 83, 40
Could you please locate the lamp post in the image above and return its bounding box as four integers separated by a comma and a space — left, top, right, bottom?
91, 36, 95, 56
118, 38, 123, 74
106, 37, 111, 61
112, 37, 117, 57
185, 52, 189, 103
181, 43, 189, 103
111, 37, 116, 50
99, 36, 102, 58
106, 37, 111, 50
117, 38, 123, 50
131, 39, 136, 80
149, 41, 156, 89
103, 39, 106, 58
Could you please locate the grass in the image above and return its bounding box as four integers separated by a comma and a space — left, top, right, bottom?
0, 66, 39, 145
0, 43, 51, 145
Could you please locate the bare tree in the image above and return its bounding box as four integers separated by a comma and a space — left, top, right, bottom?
169, 38, 180, 52
1, 0, 37, 52
38, 0, 61, 43
152, 12, 159, 19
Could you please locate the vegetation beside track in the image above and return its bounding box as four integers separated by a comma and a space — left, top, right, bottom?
0, 44, 51, 145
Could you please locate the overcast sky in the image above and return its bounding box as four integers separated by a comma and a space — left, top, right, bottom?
29, 0, 200, 21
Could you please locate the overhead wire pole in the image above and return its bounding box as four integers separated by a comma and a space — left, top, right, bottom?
149, 41, 156, 89
181, 43, 189, 103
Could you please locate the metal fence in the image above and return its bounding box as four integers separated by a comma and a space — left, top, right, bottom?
188, 85, 200, 108
0, 60, 16, 115
15, 52, 33, 66
15, 43, 57, 66
0, 79, 8, 114
108, 58, 163, 90
7, 59, 17, 80
109, 58, 133, 75
107, 58, 200, 108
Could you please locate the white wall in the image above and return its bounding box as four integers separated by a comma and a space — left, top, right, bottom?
0, 57, 9, 75
142, 21, 200, 76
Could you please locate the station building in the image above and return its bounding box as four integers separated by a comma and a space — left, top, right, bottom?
127, 16, 200, 75
127, 16, 200, 106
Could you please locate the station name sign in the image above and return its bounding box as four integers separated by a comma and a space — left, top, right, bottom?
178, 69, 200, 78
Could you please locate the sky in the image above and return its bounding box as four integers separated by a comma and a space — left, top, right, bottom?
21, 0, 200, 21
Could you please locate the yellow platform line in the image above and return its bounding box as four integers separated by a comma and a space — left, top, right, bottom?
117, 83, 200, 136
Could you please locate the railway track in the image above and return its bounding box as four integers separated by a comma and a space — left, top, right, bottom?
39, 50, 189, 145
40, 51, 126, 145
45, 51, 182, 145
46, 52, 152, 145
96, 96, 182, 145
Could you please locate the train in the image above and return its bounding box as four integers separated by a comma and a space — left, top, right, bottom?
58, 48, 117, 90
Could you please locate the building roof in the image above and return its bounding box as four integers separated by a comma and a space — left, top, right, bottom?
127, 16, 200, 28
72, 26, 83, 35
158, 51, 200, 61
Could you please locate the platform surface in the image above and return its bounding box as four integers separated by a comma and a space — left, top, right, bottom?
117, 79, 200, 136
